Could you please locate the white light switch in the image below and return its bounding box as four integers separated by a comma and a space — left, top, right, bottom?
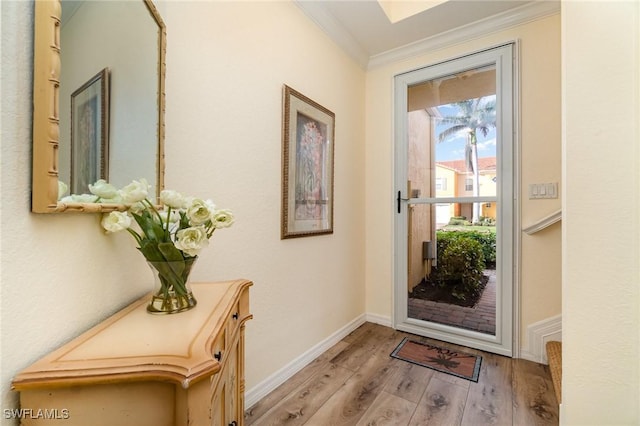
529, 183, 558, 199
546, 183, 556, 198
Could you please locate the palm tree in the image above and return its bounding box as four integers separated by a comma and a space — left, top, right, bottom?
437, 96, 496, 223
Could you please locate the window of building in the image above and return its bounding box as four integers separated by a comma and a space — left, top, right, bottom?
436, 177, 447, 190
465, 178, 473, 191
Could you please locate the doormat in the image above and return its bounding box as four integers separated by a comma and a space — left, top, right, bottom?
390, 338, 482, 382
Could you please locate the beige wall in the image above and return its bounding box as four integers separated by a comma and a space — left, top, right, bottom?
364, 15, 562, 348
1, 1, 365, 420
562, 1, 640, 423
2, 2, 153, 420
161, 1, 366, 391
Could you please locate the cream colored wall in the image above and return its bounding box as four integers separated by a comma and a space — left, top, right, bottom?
365, 15, 562, 349
161, 1, 366, 392
1, 0, 365, 420
2, 3, 153, 421
562, 1, 639, 423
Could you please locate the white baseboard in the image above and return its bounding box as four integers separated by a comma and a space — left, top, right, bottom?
245, 313, 367, 409
520, 314, 562, 364
365, 313, 392, 327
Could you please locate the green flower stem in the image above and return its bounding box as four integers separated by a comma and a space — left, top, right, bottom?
149, 258, 196, 298
143, 198, 165, 229
164, 206, 173, 235
126, 228, 143, 245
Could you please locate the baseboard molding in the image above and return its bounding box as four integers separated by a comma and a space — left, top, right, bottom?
365, 313, 392, 327
245, 313, 367, 409
520, 314, 562, 364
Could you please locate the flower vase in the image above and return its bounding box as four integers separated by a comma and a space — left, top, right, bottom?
146, 257, 198, 314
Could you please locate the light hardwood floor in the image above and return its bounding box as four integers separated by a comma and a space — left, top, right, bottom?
245, 322, 559, 425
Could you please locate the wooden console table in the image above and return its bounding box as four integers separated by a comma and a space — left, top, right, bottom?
12, 280, 252, 426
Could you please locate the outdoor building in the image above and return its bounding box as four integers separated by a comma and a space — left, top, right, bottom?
435, 156, 497, 225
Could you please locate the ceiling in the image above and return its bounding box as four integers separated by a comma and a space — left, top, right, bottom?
294, 0, 557, 68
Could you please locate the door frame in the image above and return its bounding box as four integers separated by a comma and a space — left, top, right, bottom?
392, 43, 521, 357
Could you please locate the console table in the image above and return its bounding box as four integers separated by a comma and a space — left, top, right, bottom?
12, 280, 252, 426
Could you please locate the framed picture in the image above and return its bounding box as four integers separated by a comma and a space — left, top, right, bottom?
281, 85, 335, 239
70, 68, 110, 194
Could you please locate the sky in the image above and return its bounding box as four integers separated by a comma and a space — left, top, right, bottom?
433, 98, 497, 162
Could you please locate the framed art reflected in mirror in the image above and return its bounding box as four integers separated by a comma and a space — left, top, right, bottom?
70, 68, 109, 195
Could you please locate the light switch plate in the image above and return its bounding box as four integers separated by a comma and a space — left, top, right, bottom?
529, 183, 558, 199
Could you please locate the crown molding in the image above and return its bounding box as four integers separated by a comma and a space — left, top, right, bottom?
293, 0, 370, 69
367, 1, 560, 69
295, 1, 559, 70
368, 1, 559, 69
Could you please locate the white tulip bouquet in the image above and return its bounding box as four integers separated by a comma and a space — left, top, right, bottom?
93, 178, 234, 313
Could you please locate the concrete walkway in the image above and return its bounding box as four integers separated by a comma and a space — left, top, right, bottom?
407, 269, 496, 335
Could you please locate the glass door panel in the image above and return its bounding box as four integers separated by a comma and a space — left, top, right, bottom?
394, 44, 514, 356
407, 202, 497, 336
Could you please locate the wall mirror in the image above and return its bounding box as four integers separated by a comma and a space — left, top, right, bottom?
31, 0, 166, 213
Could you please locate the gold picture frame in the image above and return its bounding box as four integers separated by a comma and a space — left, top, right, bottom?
281, 85, 335, 239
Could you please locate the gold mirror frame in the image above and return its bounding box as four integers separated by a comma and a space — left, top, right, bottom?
31, 0, 166, 213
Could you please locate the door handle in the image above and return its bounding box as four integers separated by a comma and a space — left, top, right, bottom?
397, 191, 409, 214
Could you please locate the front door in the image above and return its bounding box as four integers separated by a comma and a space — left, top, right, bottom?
394, 44, 516, 356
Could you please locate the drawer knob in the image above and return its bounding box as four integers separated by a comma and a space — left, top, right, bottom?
232, 312, 239, 320
214, 351, 222, 361
229, 422, 238, 426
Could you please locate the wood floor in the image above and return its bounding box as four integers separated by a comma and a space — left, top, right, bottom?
244, 322, 559, 426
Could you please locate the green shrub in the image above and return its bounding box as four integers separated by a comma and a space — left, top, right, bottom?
436, 230, 458, 253
464, 231, 496, 266
448, 216, 471, 226
436, 230, 496, 266
478, 216, 496, 226
436, 237, 485, 300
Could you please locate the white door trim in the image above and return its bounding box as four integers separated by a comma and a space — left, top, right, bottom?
392, 42, 520, 357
